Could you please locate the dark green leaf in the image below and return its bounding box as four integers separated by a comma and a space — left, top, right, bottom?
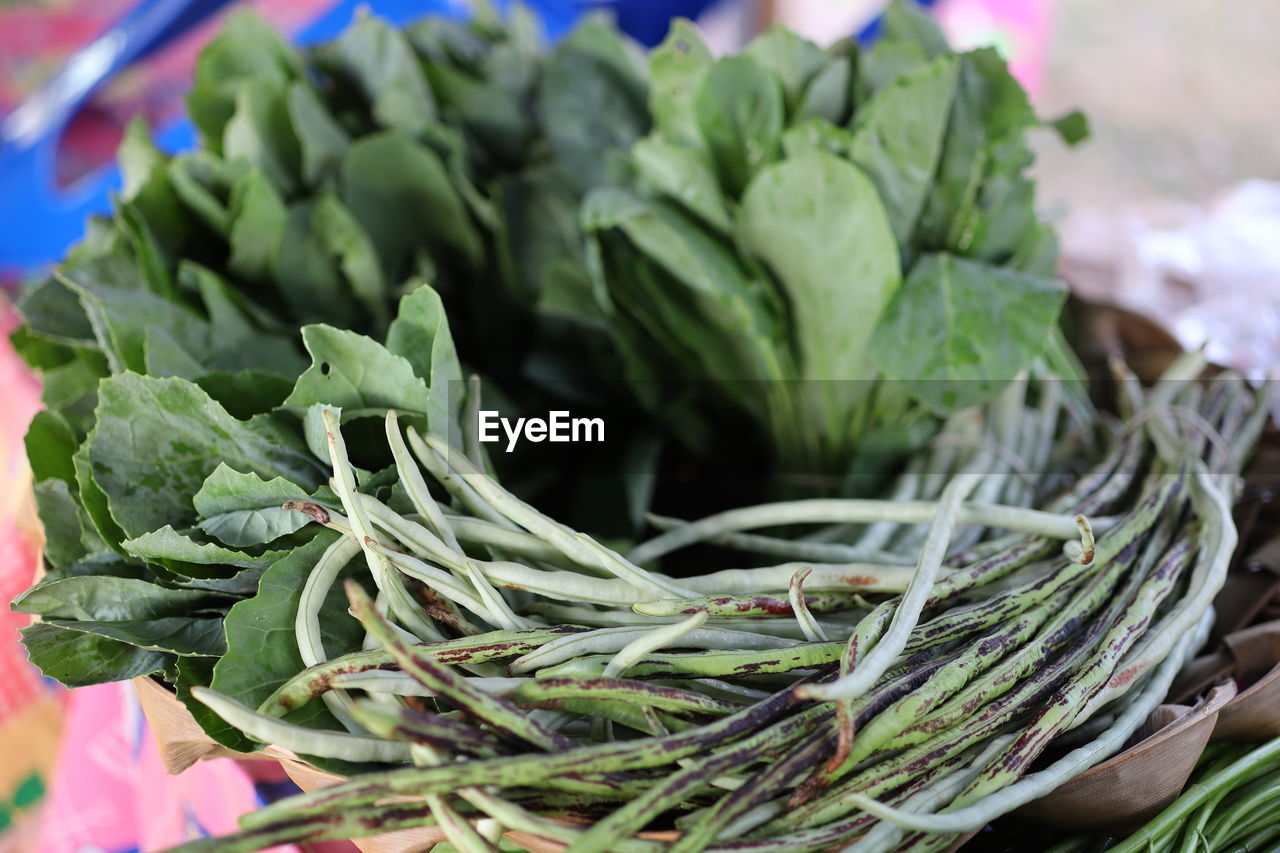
384, 284, 463, 438
187, 10, 302, 147
322, 13, 437, 135
20, 622, 171, 687
223, 77, 302, 197
630, 137, 730, 232
339, 132, 481, 277
695, 56, 784, 197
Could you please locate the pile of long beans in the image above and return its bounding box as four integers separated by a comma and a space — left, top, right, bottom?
169, 355, 1272, 853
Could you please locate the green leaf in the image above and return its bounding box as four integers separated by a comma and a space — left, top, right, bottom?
223, 77, 302, 196
117, 119, 188, 255
209, 531, 366, 747
32, 479, 88, 569
737, 150, 900, 459
195, 370, 296, 420
695, 56, 784, 197
20, 622, 171, 687
168, 153, 233, 234
739, 150, 900, 379
187, 10, 303, 147
916, 47, 1037, 253
284, 324, 433, 416
69, 280, 212, 374
286, 82, 351, 186
385, 284, 463, 438
321, 12, 437, 135
847, 55, 959, 246
227, 168, 288, 283
631, 137, 730, 232
193, 464, 316, 547
781, 118, 852, 158
879, 0, 951, 59
145, 326, 207, 379
339, 132, 481, 277
86, 373, 321, 539
310, 194, 388, 330
273, 201, 363, 326
869, 252, 1066, 412
74, 439, 127, 551
1049, 109, 1089, 147
40, 617, 226, 657
584, 190, 785, 397
25, 409, 78, 484
742, 27, 827, 112
18, 277, 98, 346
795, 55, 852, 125
649, 19, 713, 148
424, 64, 531, 166
14, 575, 225, 621
123, 525, 287, 569
537, 18, 650, 193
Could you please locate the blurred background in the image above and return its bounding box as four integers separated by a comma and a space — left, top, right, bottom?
0, 0, 1276, 850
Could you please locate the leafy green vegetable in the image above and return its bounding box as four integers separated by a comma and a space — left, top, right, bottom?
19, 622, 172, 687
869, 253, 1066, 412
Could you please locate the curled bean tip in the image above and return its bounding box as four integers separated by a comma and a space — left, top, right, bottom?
283, 500, 330, 525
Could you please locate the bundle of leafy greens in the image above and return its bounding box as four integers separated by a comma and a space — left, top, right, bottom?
578, 2, 1086, 473
16, 286, 465, 751
12, 1, 1087, 712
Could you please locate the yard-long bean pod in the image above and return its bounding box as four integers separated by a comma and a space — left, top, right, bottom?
346, 580, 574, 752
422, 432, 697, 598
258, 626, 583, 716
798, 473, 983, 702
319, 408, 445, 642
789, 569, 828, 642
634, 590, 866, 619
511, 624, 795, 674
191, 687, 413, 762
645, 515, 916, 566
628, 498, 1098, 566
386, 411, 525, 630
295, 535, 364, 732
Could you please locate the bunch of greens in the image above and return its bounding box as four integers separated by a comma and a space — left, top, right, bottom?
12, 3, 653, 599
578, 2, 1086, 473
15, 285, 462, 744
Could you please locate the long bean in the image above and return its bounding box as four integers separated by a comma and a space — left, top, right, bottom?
629, 498, 1097, 566
797, 474, 983, 702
